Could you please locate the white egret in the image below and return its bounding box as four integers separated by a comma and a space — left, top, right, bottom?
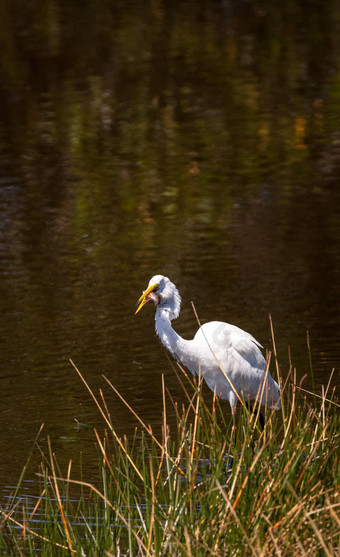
135, 275, 281, 417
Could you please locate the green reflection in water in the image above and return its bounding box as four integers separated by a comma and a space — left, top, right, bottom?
0, 0, 339, 491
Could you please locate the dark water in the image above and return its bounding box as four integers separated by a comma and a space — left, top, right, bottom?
0, 0, 339, 492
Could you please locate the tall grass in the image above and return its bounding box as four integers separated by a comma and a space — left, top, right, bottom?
0, 359, 339, 556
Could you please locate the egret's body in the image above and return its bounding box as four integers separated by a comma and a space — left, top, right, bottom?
136, 275, 280, 412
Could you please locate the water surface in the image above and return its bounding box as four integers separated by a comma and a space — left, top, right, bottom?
0, 0, 339, 492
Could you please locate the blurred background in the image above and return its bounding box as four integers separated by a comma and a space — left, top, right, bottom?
0, 0, 339, 492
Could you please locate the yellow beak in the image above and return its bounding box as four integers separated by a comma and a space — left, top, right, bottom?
135, 283, 158, 314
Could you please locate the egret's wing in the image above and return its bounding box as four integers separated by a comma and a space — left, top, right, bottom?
229, 330, 265, 370
196, 321, 265, 370
194, 321, 277, 406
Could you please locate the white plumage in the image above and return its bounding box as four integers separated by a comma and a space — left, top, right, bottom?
136, 275, 281, 413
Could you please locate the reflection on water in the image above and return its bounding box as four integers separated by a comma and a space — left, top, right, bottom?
0, 0, 339, 491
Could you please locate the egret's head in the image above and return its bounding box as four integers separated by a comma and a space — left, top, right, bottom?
135, 275, 181, 319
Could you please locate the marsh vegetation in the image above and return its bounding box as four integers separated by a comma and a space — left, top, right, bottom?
1, 357, 338, 556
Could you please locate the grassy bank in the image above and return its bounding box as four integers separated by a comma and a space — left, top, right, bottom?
0, 360, 339, 556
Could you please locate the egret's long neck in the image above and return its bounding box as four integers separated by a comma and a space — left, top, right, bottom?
155, 308, 184, 361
